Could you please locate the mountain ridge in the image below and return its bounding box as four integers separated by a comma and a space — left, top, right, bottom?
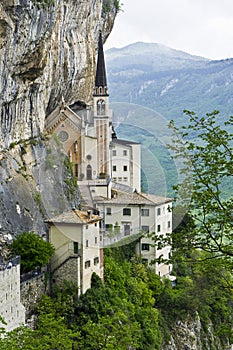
106, 42, 233, 122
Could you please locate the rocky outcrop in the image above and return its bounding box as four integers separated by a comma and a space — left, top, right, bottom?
0, 0, 116, 149
0, 0, 116, 235
163, 313, 231, 350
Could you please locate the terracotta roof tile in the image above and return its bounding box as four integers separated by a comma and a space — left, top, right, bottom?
46, 209, 101, 225
95, 191, 172, 206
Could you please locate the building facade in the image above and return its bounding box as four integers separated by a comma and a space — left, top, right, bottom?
95, 191, 172, 277
47, 209, 103, 295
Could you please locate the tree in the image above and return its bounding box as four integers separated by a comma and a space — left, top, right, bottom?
166, 111, 233, 264
9, 231, 55, 273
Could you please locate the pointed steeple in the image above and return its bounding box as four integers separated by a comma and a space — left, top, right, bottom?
94, 32, 108, 96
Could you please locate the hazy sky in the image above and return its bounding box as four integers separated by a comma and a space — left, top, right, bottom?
105, 0, 233, 59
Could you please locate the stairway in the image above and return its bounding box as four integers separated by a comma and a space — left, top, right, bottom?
78, 182, 94, 208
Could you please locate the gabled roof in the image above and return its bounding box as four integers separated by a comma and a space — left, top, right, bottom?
95, 191, 172, 206
45, 104, 82, 133
46, 209, 101, 225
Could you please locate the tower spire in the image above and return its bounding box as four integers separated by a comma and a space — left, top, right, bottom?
94, 32, 108, 96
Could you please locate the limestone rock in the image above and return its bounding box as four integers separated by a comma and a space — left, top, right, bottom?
0, 0, 116, 149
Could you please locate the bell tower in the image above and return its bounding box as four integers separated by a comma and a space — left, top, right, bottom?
93, 32, 112, 178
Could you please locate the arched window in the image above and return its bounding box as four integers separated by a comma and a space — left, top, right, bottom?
97, 99, 105, 115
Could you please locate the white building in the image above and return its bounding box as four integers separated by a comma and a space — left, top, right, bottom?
0, 257, 25, 332
47, 209, 103, 295
110, 138, 141, 192
95, 191, 173, 277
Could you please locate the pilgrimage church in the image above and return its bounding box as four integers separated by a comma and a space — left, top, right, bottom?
45, 33, 173, 293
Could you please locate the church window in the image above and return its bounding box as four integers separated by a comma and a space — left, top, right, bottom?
97, 99, 106, 115
123, 150, 127, 156
58, 131, 69, 142
74, 141, 78, 153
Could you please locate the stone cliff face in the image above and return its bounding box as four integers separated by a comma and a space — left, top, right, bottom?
0, 0, 116, 236
0, 0, 116, 148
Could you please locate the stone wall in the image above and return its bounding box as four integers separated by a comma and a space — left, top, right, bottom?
51, 256, 80, 294
20, 272, 48, 320
0, 258, 25, 331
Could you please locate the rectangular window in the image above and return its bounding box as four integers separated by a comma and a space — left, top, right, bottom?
157, 224, 161, 232
86, 240, 89, 248
157, 208, 161, 216
118, 177, 122, 181
141, 243, 150, 251
113, 165, 117, 172
142, 259, 148, 266
124, 224, 131, 236
105, 224, 112, 231
123, 208, 131, 216
112, 150, 116, 156
141, 225, 150, 233
123, 165, 128, 171
141, 208, 149, 216
123, 177, 128, 182
106, 207, 111, 215
95, 237, 98, 244
123, 150, 127, 156
73, 242, 78, 254
85, 260, 91, 269
75, 164, 78, 177
168, 221, 171, 229
94, 257, 99, 265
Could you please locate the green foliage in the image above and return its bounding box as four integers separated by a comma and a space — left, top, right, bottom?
9, 231, 55, 273
167, 111, 233, 262
103, 0, 122, 14
2, 241, 233, 348
64, 156, 78, 199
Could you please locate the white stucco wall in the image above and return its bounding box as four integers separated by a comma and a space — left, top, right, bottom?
49, 221, 102, 294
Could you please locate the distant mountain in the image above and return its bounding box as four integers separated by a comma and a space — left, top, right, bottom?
106, 42, 233, 124
105, 42, 233, 196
